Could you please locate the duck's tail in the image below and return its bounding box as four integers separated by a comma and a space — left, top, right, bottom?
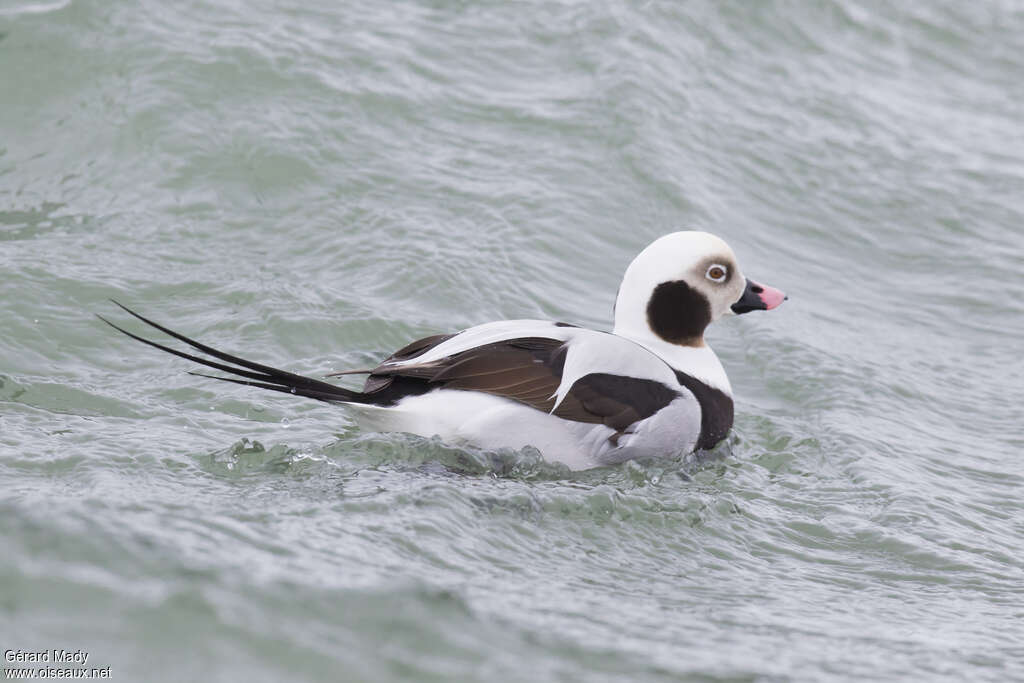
98, 301, 370, 404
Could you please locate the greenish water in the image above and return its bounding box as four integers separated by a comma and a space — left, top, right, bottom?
2, 0, 1023, 680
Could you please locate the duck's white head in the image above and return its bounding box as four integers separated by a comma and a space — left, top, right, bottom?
613, 231, 785, 348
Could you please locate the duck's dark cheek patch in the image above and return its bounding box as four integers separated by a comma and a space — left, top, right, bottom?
646, 280, 711, 344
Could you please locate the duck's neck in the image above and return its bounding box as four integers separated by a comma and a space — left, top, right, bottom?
615, 329, 732, 395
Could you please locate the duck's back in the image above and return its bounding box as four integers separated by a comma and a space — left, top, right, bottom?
346, 320, 707, 469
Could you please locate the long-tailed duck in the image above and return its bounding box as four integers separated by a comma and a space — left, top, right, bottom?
101, 231, 785, 470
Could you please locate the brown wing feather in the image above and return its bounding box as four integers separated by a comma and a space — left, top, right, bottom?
326, 332, 458, 378
371, 337, 566, 413
386, 333, 457, 362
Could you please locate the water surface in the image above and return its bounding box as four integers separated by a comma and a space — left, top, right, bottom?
2, 1, 1023, 680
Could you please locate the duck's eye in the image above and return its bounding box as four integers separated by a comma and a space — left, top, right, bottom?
706, 264, 728, 283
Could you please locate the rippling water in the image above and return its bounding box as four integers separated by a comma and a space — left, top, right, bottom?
2, 1, 1023, 680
